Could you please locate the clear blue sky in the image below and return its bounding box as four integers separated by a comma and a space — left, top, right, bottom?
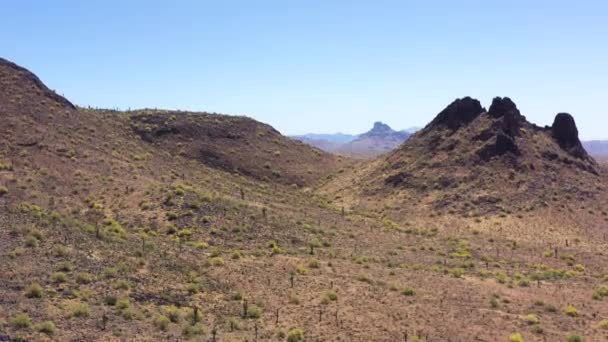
3, 0, 607, 139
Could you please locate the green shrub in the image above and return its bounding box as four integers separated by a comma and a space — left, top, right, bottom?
104, 295, 117, 306
57, 261, 74, 272
246, 304, 262, 319
231, 251, 243, 259
592, 285, 608, 300
567, 334, 585, 342
210, 257, 225, 267
324, 291, 338, 302
227, 317, 241, 331
183, 323, 205, 336
52, 271, 68, 283
508, 332, 523, 342
25, 283, 43, 298
116, 298, 130, 310
287, 327, 305, 342
114, 279, 130, 290
524, 314, 539, 325
0, 185, 8, 196
163, 305, 181, 323
68, 303, 91, 318
308, 258, 321, 268
76, 272, 93, 284
564, 305, 578, 317
35, 321, 56, 335
402, 288, 415, 296
11, 313, 32, 329
154, 315, 170, 331
25, 235, 39, 248
544, 304, 557, 313
295, 264, 309, 275
599, 319, 608, 329
530, 324, 543, 334
103, 267, 118, 279
53, 244, 70, 257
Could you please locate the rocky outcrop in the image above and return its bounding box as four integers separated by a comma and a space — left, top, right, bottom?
551, 113, 587, 158
476, 97, 523, 160
426, 97, 485, 131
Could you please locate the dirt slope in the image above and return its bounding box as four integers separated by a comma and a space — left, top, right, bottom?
2, 60, 608, 342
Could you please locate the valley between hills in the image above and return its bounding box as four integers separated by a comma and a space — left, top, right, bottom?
1, 57, 608, 342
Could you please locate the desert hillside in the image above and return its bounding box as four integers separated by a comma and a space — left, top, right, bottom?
1, 59, 608, 342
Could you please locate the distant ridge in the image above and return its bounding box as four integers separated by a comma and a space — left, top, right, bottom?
292, 122, 414, 158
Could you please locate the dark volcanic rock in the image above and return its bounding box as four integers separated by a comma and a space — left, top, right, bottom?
551, 113, 587, 158
488, 97, 519, 118
426, 97, 485, 131
477, 131, 520, 161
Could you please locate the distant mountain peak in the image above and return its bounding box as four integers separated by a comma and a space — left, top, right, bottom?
371, 121, 392, 132
363, 121, 401, 138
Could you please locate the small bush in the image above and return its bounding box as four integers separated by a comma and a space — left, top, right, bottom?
154, 315, 170, 331
68, 303, 91, 318
287, 327, 305, 342
104, 295, 117, 306
324, 291, 338, 302
599, 319, 608, 329
35, 321, 56, 335
11, 313, 32, 329
308, 258, 321, 268
231, 251, 243, 259
592, 285, 608, 300
183, 323, 206, 336
544, 304, 558, 313
227, 317, 241, 331
566, 334, 585, 342
114, 279, 130, 290
163, 305, 181, 323
210, 257, 225, 267
524, 314, 540, 325
564, 305, 578, 317
0, 185, 8, 196
402, 288, 415, 296
295, 264, 309, 275
25, 235, 39, 248
508, 332, 523, 342
52, 272, 68, 283
116, 298, 130, 310
246, 304, 262, 319
76, 272, 93, 284
25, 283, 43, 298
103, 267, 118, 279
53, 244, 70, 257
530, 324, 543, 334
56, 261, 74, 272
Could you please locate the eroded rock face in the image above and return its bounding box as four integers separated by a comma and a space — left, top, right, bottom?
426, 97, 485, 131
475, 97, 523, 160
488, 97, 519, 118
551, 113, 587, 158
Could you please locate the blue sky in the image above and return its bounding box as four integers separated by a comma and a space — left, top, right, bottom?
3, 0, 608, 139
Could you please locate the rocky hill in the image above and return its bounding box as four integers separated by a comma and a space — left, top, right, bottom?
2, 58, 608, 341
322, 97, 603, 216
